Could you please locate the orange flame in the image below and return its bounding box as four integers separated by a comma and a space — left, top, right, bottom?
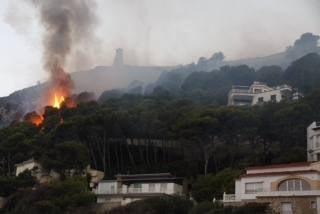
31, 115, 44, 126
53, 94, 65, 109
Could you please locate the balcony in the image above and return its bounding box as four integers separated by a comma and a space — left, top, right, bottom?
127, 188, 142, 193
229, 89, 252, 94
223, 193, 239, 202
257, 190, 320, 197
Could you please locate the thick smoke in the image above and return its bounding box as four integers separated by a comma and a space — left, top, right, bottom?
29, 0, 97, 104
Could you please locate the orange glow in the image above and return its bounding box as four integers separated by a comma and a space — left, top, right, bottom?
53, 94, 65, 109
32, 115, 44, 126
29, 113, 44, 126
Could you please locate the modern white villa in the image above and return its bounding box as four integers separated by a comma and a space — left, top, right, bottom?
94, 173, 184, 210
223, 121, 320, 214
227, 81, 300, 106
308, 121, 320, 161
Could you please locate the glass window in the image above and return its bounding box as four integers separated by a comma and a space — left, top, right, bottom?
311, 201, 316, 209
133, 183, 142, 188
270, 94, 277, 102
245, 182, 263, 194
149, 183, 155, 192
278, 179, 310, 191
160, 183, 167, 193
258, 97, 264, 103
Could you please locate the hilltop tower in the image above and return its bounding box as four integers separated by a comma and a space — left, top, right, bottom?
113, 48, 124, 66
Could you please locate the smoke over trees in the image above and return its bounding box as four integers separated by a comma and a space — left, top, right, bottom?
29, 0, 98, 105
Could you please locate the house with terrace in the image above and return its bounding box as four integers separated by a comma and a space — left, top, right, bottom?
227, 81, 300, 106
94, 173, 184, 210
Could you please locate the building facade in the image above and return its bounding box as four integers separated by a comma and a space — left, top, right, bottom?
94, 173, 184, 210
223, 162, 320, 214
308, 122, 320, 161
228, 81, 295, 106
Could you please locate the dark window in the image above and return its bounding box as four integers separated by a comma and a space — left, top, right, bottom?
258, 97, 264, 103
271, 95, 277, 102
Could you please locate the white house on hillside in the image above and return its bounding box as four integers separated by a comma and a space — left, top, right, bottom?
228, 81, 299, 106
94, 173, 184, 210
308, 121, 320, 161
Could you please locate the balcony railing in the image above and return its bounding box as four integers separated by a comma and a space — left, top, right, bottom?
229, 89, 252, 94
223, 193, 237, 202
127, 188, 142, 193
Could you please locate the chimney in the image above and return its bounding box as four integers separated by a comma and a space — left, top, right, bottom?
113, 48, 124, 66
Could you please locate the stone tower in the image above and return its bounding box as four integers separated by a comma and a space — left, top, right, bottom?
113, 48, 124, 66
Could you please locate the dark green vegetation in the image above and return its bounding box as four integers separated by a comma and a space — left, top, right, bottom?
143, 53, 320, 105
0, 53, 319, 213
4, 177, 96, 214
107, 197, 268, 214
107, 195, 193, 214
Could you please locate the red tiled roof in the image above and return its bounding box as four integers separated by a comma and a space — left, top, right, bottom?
241, 170, 318, 178
245, 162, 316, 171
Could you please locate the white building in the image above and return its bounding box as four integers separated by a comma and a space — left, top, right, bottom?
15, 159, 103, 186
223, 161, 320, 214
15, 159, 40, 176
95, 173, 184, 210
308, 122, 320, 161
228, 81, 296, 106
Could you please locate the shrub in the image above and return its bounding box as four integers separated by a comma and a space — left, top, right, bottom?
108, 195, 193, 214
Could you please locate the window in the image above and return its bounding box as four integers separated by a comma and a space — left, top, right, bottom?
129, 183, 142, 193
258, 97, 264, 103
270, 94, 277, 102
254, 89, 262, 93
317, 153, 320, 161
245, 182, 263, 194
160, 183, 167, 193
133, 183, 142, 189
311, 201, 316, 209
110, 185, 115, 193
149, 183, 155, 192
278, 179, 310, 191
281, 202, 293, 214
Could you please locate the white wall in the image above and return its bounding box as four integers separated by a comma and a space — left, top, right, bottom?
235, 172, 319, 201
15, 161, 38, 176
252, 90, 283, 105
97, 181, 118, 194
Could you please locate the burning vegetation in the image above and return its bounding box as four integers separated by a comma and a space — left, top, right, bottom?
25, 0, 96, 126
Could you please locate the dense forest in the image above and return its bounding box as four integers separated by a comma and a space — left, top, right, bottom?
0, 53, 319, 213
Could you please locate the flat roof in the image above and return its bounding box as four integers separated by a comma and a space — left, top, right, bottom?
116, 173, 173, 177
115, 173, 182, 183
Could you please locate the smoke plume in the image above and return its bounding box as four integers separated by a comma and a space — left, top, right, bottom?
29, 0, 97, 105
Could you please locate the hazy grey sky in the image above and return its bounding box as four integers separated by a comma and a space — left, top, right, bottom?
0, 0, 319, 96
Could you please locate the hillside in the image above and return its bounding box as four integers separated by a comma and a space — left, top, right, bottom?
0, 32, 319, 128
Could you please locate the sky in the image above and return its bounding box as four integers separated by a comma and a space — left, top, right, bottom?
0, 0, 319, 97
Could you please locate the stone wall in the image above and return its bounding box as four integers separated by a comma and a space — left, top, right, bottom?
261, 196, 317, 214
